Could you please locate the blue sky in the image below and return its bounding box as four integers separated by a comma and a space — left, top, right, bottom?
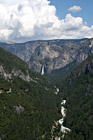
0, 0, 92, 42
49, 0, 93, 26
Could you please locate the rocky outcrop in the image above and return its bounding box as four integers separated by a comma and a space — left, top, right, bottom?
0, 65, 12, 80
0, 65, 37, 83
14, 105, 24, 115
0, 38, 93, 74
68, 55, 93, 84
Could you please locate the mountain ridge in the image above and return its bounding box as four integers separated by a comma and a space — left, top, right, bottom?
0, 38, 93, 74
0, 47, 61, 140
58, 54, 93, 140
0, 45, 93, 139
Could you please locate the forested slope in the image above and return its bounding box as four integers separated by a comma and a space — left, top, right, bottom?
0, 47, 61, 140
59, 55, 93, 140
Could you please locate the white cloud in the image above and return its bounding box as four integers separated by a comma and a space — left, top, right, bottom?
0, 0, 92, 42
68, 5, 82, 12
60, 14, 93, 39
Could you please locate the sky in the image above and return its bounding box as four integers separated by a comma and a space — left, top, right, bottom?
49, 0, 93, 27
0, 0, 93, 42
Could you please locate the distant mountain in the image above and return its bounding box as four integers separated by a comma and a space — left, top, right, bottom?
0, 38, 93, 74
0, 42, 93, 139
45, 60, 77, 85
0, 47, 61, 140
59, 54, 93, 140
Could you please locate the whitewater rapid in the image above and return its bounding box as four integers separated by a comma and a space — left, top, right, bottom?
58, 100, 70, 135
55, 100, 70, 140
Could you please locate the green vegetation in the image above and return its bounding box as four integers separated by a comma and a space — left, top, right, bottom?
45, 60, 77, 86
0, 46, 93, 140
0, 47, 61, 140
59, 55, 93, 140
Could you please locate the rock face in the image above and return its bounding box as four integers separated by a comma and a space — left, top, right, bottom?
0, 65, 37, 83
14, 105, 24, 115
68, 55, 93, 84
0, 38, 93, 74
0, 65, 12, 80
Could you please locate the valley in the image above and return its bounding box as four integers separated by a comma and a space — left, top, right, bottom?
0, 0, 93, 139
0, 38, 93, 74
0, 39, 93, 140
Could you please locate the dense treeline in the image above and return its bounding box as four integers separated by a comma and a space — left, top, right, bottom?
45, 60, 77, 86
59, 55, 93, 140
0, 46, 93, 140
0, 47, 61, 140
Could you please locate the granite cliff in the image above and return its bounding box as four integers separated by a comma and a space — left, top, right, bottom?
0, 38, 93, 74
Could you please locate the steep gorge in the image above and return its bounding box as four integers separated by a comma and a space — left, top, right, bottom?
0, 38, 93, 74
